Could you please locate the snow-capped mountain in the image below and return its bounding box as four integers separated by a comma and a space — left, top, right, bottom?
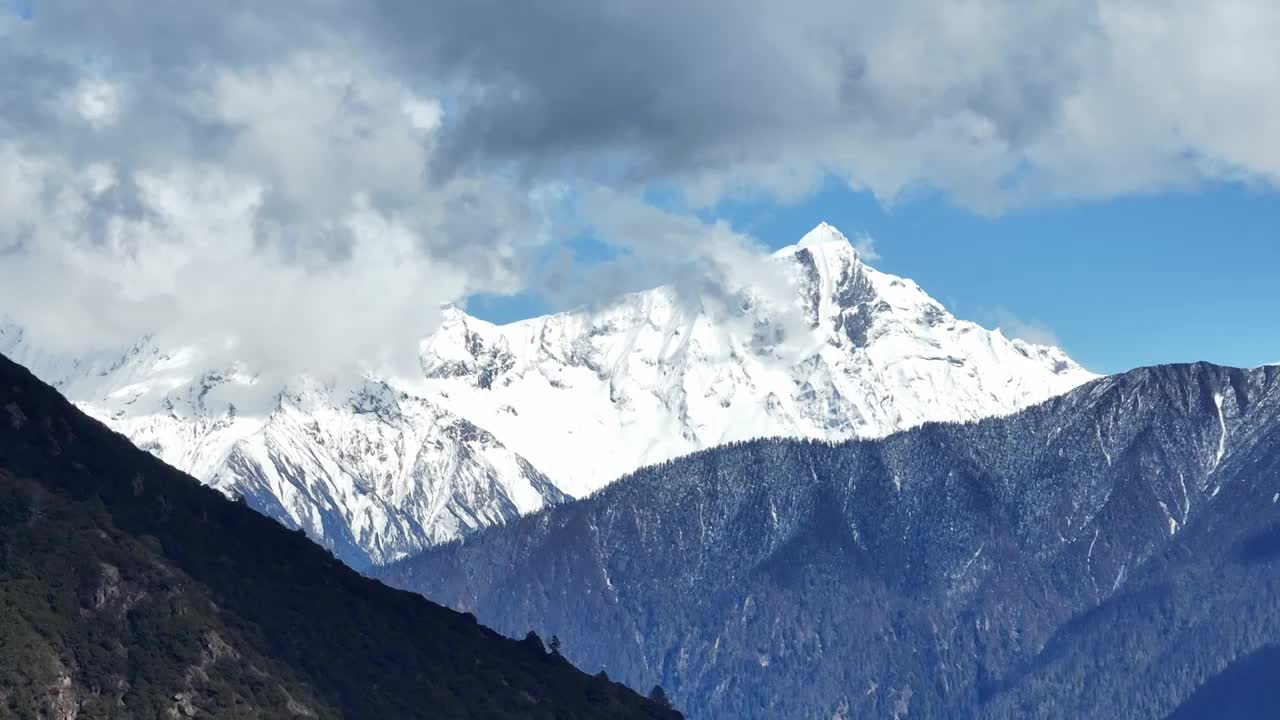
0, 326, 564, 569
0, 223, 1095, 567
415, 223, 1094, 497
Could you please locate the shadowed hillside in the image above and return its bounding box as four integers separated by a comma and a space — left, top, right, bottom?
0, 353, 681, 720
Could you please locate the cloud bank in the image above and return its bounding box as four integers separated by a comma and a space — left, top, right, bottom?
2, 0, 1278, 370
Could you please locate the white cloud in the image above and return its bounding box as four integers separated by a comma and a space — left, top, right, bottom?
0, 31, 545, 375
202, 54, 431, 214
0, 142, 506, 378
70, 77, 121, 128
567, 189, 820, 362
850, 232, 880, 263
402, 97, 444, 133
978, 306, 1063, 349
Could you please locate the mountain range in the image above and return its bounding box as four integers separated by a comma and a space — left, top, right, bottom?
0, 352, 681, 719
377, 362, 1280, 720
5, 221, 1278, 719
0, 223, 1094, 569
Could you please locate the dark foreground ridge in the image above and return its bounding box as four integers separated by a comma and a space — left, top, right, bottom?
380, 362, 1280, 720
0, 352, 681, 720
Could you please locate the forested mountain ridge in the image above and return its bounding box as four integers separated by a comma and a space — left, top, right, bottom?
0, 352, 681, 720
379, 362, 1280, 719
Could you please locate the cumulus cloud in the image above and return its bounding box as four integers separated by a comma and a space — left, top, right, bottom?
360, 0, 1280, 209
0, 147, 470, 376
2, 0, 1278, 374
10, 1, 1280, 211
0, 4, 543, 374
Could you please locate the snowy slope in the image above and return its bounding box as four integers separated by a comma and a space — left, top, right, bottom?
1, 222, 1095, 565
416, 223, 1095, 496
0, 324, 563, 569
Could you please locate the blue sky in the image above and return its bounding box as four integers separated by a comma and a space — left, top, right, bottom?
469, 180, 1280, 374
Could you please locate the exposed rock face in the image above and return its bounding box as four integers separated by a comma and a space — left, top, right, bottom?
45, 670, 79, 720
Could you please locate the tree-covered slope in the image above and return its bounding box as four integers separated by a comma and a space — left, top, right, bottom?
379, 363, 1280, 719
0, 352, 681, 720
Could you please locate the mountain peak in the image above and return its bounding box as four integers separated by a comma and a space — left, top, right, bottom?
798, 221, 849, 248
772, 222, 858, 260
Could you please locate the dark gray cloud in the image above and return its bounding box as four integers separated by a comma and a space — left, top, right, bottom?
352, 0, 1210, 207
11, 0, 1280, 210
